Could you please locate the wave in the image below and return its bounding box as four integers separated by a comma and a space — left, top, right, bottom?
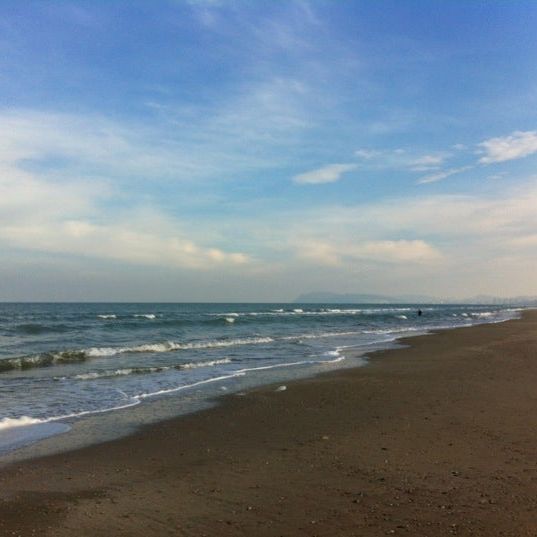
100, 313, 159, 321
0, 338, 272, 373
0, 399, 142, 433
0, 350, 88, 373
181, 357, 232, 369
0, 328, 419, 374
209, 307, 416, 318
13, 323, 70, 335
134, 351, 348, 401
0, 350, 352, 429
86, 336, 274, 357
65, 358, 233, 381
0, 416, 48, 431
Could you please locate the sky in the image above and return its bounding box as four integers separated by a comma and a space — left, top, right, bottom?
1, 0, 537, 301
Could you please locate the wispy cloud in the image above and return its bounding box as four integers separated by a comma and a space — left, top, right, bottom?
293, 163, 357, 185
409, 153, 447, 171
354, 148, 381, 159
0, 217, 250, 270
266, 177, 537, 295
0, 110, 253, 271
354, 147, 450, 173
295, 238, 441, 267
417, 165, 473, 185
478, 130, 537, 164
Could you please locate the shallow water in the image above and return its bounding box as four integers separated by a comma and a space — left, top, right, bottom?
0, 302, 521, 454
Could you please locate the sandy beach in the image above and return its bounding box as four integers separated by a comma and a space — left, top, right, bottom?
1, 311, 536, 536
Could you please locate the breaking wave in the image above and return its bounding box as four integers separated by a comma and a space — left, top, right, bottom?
85, 336, 274, 357
64, 358, 233, 381
0, 351, 88, 373
0, 338, 273, 373
0, 416, 48, 431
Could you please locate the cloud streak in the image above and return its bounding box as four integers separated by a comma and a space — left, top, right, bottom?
293, 163, 357, 184
297, 238, 442, 266
417, 165, 473, 185
0, 109, 253, 271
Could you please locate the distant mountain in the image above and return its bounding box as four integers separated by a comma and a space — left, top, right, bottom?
295, 292, 537, 305
456, 295, 537, 306
294, 292, 437, 304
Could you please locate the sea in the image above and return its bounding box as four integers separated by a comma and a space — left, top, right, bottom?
0, 302, 522, 456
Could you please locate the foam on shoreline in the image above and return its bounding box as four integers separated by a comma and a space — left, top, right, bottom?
0, 308, 525, 464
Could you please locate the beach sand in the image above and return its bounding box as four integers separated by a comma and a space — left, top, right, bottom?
1, 311, 537, 536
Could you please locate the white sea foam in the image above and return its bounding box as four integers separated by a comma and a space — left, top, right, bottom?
85, 337, 274, 357
211, 307, 418, 318
98, 314, 117, 319
0, 416, 47, 431
0, 350, 88, 372
224, 317, 236, 323
181, 358, 232, 369
133, 350, 348, 401
281, 330, 362, 341
134, 314, 157, 319
0, 396, 142, 433
397, 315, 408, 319
0, 338, 272, 373
65, 358, 233, 381
362, 327, 420, 335
134, 372, 247, 400
72, 367, 166, 380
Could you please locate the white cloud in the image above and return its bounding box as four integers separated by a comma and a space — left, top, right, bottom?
353, 148, 450, 173
409, 153, 446, 171
354, 148, 380, 159
267, 178, 537, 296
0, 110, 208, 181
296, 240, 342, 266
478, 130, 537, 164
487, 172, 507, 181
0, 219, 249, 270
293, 163, 357, 184
417, 165, 473, 184
295, 239, 442, 266
0, 110, 253, 271
355, 240, 442, 263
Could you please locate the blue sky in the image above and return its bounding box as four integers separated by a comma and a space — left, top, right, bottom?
1, 0, 537, 301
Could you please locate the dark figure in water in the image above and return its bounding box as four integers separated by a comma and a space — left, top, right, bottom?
417, 309, 422, 316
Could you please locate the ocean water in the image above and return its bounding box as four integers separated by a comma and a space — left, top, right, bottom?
0, 302, 521, 454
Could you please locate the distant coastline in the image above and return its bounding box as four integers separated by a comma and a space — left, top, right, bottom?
295, 291, 537, 305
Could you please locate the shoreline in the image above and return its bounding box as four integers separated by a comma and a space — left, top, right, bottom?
1, 311, 537, 535
0, 312, 518, 465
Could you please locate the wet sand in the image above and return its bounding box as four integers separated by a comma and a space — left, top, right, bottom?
1, 311, 537, 536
